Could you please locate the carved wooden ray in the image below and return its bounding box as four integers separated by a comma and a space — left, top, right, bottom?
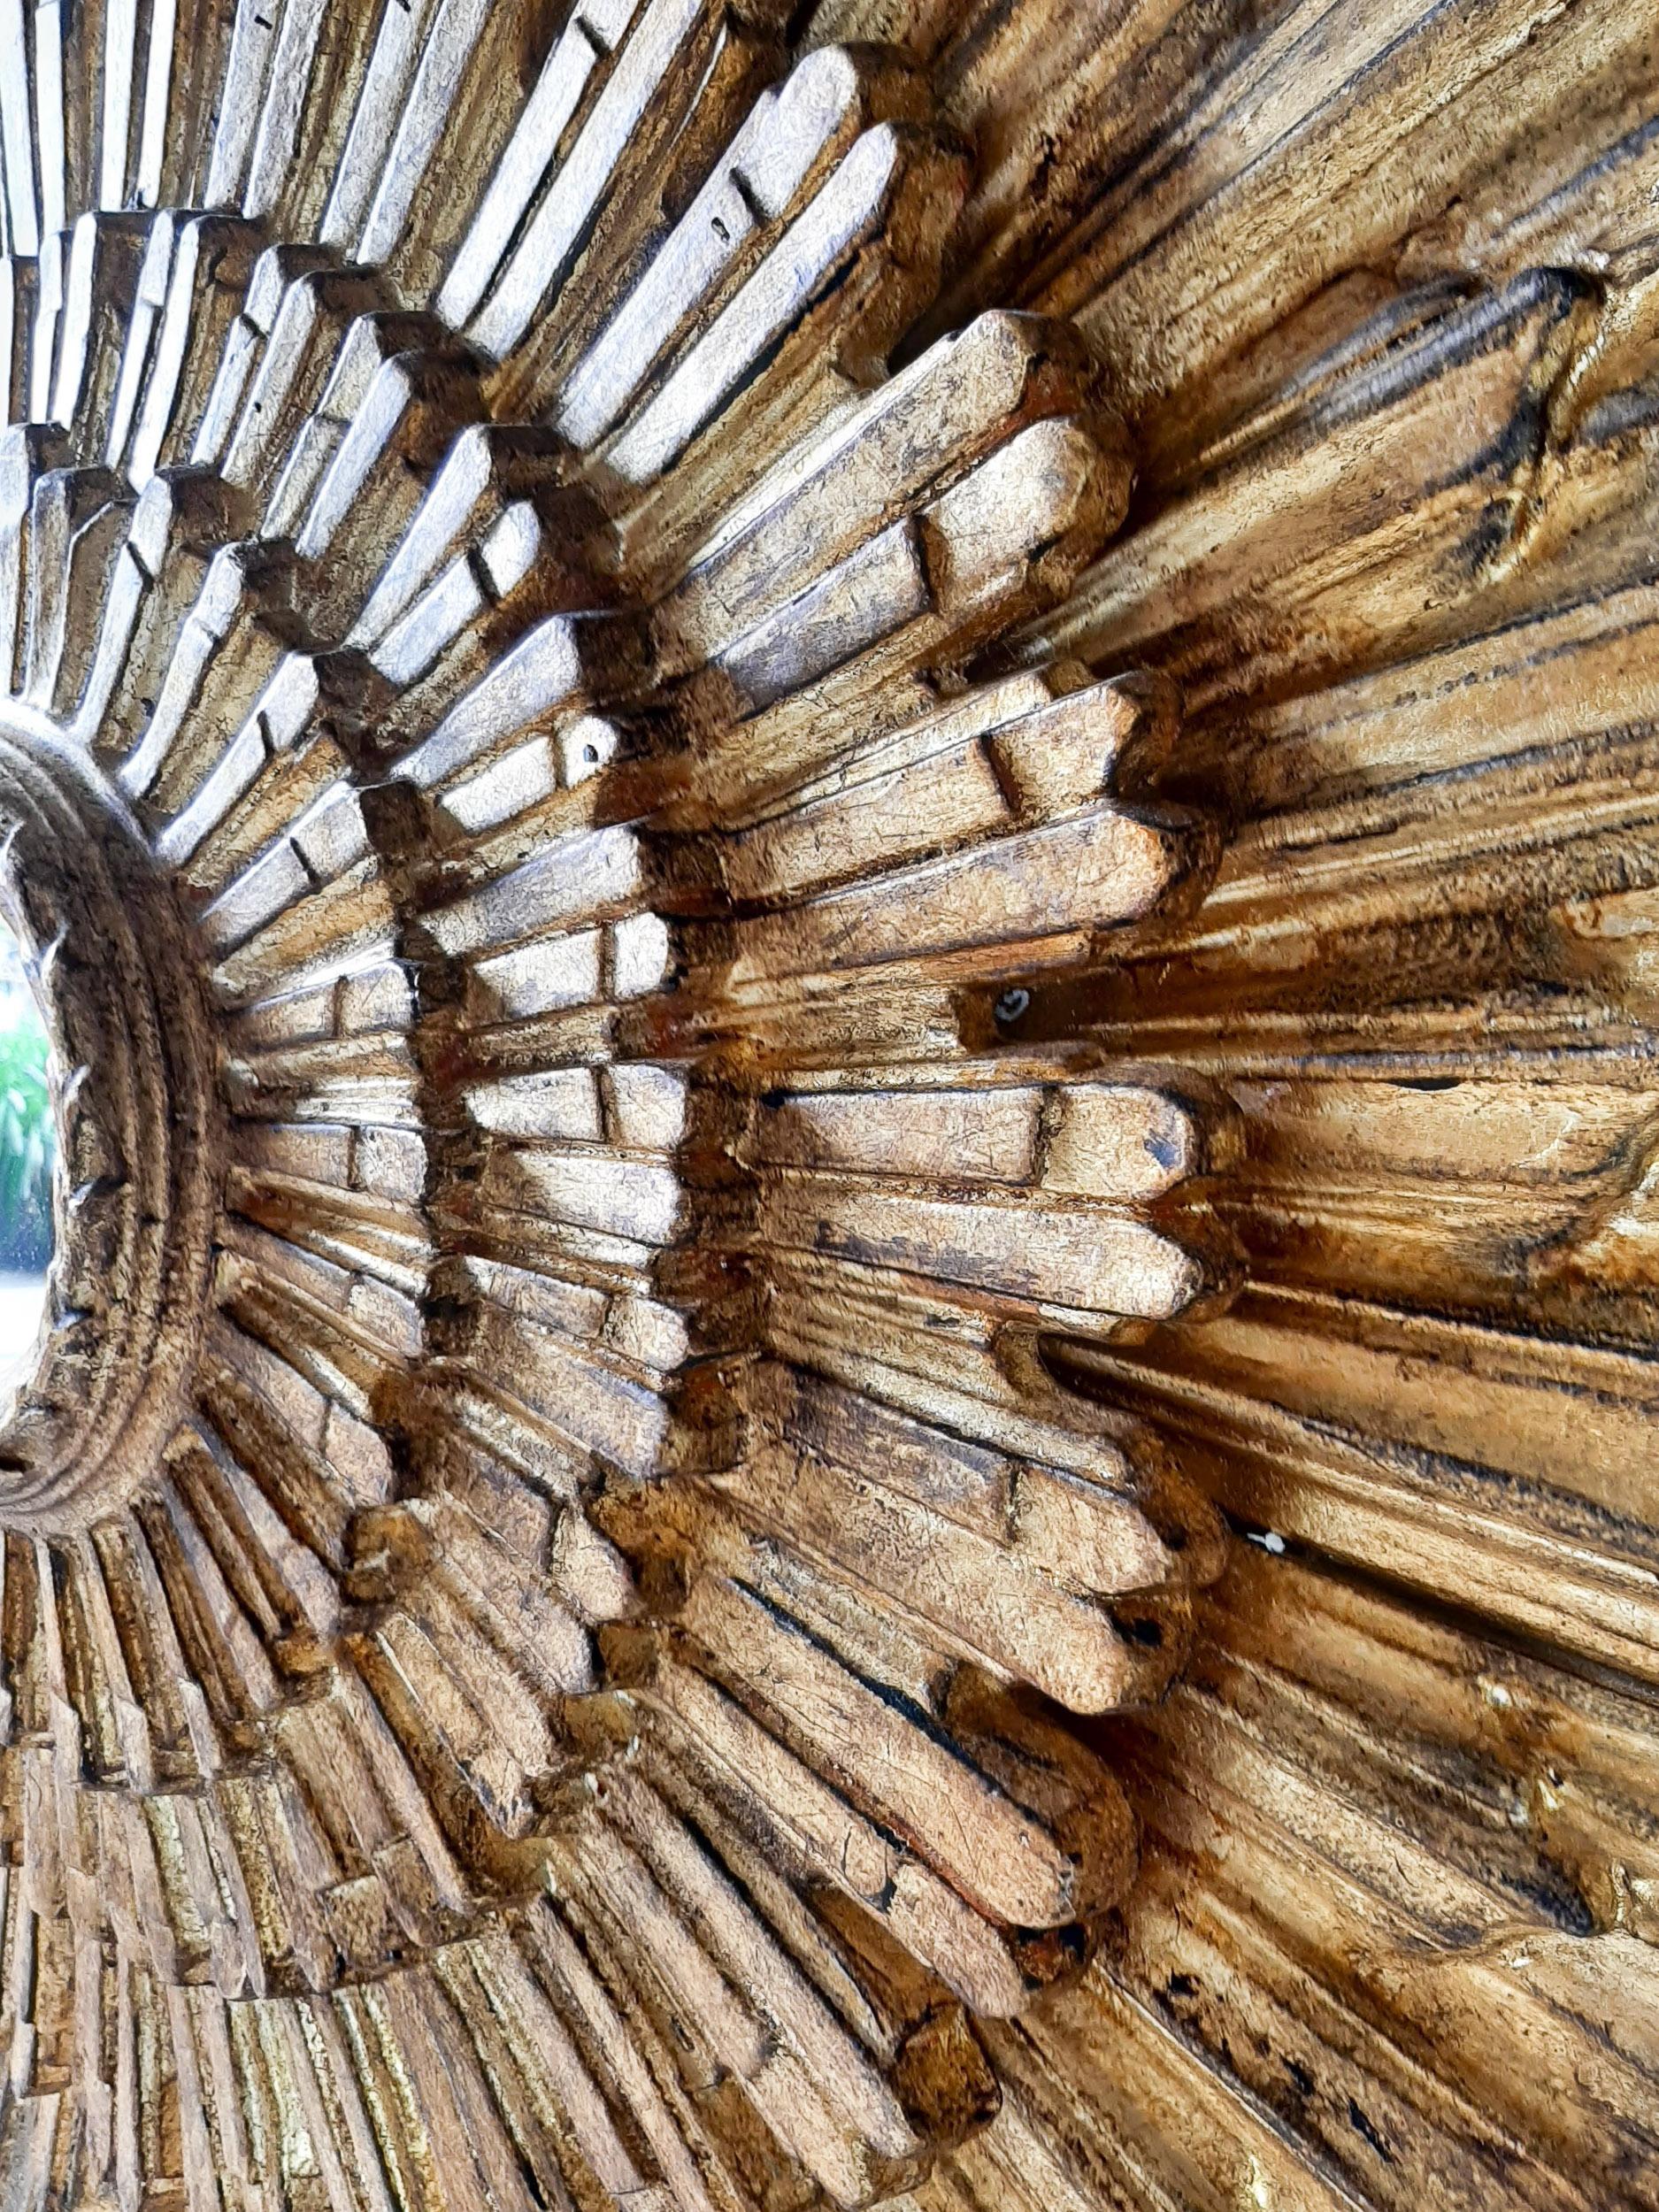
0, 1, 1652, 2208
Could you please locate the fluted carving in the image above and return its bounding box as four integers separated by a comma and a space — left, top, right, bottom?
0, 1, 1649, 2208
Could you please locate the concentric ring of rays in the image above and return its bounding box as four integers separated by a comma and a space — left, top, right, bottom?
0, 710, 221, 1528
0, 8, 1235, 2206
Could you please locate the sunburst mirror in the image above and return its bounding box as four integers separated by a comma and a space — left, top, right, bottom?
0, 1, 1649, 2207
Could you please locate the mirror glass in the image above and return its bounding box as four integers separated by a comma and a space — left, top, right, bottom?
0, 922, 52, 1392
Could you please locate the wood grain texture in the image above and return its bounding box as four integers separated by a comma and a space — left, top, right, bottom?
0, 0, 1646, 2206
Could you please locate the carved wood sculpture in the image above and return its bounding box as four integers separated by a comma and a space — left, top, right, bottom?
0, 1, 1652, 2207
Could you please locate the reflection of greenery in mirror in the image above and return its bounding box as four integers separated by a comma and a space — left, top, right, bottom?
0, 926, 51, 1274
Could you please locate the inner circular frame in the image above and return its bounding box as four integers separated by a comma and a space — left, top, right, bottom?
0, 712, 224, 1530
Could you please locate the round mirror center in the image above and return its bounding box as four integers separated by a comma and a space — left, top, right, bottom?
0, 916, 53, 1402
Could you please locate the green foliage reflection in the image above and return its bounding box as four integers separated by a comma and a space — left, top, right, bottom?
0, 957, 52, 1273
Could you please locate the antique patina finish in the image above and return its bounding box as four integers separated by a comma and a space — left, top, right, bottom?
0, 1, 1651, 2206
